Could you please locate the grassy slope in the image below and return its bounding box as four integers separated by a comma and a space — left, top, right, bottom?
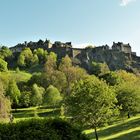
0, 70, 32, 83
12, 106, 60, 122
13, 106, 140, 140
85, 115, 140, 140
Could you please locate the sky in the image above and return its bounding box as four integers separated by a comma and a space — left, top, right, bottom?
0, 0, 140, 55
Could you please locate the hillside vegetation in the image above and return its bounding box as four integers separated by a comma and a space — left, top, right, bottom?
0, 44, 140, 140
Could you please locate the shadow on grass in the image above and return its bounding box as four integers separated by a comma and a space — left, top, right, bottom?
37, 109, 60, 117
98, 118, 140, 137
108, 130, 140, 140
13, 108, 60, 119
87, 117, 140, 139
13, 111, 35, 118
39, 105, 60, 109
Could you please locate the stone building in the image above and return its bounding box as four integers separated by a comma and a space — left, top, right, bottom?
112, 42, 132, 54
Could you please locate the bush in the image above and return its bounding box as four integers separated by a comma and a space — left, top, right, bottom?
0, 119, 89, 140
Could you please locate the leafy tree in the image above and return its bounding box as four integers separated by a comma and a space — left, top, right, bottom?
42, 52, 67, 91
44, 85, 62, 110
18, 48, 33, 67
0, 58, 8, 71
44, 70, 67, 92
6, 80, 21, 108
0, 46, 12, 60
91, 61, 110, 76
59, 55, 72, 69
59, 55, 87, 95
116, 70, 138, 83
0, 80, 11, 121
28, 73, 42, 86
34, 48, 48, 63
64, 76, 119, 140
31, 84, 45, 106
17, 54, 25, 67
19, 91, 31, 107
100, 72, 122, 86
116, 82, 140, 118
44, 52, 57, 72
31, 54, 39, 65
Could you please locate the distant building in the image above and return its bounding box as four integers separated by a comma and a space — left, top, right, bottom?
112, 42, 131, 54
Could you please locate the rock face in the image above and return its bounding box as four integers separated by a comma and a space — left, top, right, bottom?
10, 39, 140, 73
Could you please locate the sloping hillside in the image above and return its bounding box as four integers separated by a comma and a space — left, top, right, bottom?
85, 115, 140, 140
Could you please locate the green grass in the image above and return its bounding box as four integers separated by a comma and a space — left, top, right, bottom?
85, 115, 140, 140
12, 106, 61, 122
12, 106, 140, 140
0, 70, 32, 82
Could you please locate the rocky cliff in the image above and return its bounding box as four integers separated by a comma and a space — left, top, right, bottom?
10, 39, 140, 74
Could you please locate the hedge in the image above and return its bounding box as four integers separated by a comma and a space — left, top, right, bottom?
0, 119, 89, 140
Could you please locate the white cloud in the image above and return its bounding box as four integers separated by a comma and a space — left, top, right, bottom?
120, 0, 136, 6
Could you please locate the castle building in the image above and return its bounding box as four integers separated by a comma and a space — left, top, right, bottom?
112, 42, 132, 54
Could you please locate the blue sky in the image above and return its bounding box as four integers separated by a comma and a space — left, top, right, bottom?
0, 0, 140, 55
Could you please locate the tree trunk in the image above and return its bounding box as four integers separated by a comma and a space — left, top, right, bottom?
128, 112, 130, 118
94, 127, 99, 140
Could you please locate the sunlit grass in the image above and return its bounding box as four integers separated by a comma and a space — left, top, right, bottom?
85, 114, 140, 140
0, 70, 32, 82
12, 106, 61, 122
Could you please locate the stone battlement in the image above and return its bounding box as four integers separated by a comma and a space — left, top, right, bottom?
10, 39, 137, 59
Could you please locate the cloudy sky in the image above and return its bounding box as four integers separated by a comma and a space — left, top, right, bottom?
0, 0, 140, 55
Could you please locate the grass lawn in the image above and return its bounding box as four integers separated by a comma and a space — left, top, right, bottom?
85, 115, 140, 140
12, 106, 61, 122
12, 106, 140, 140
0, 70, 32, 82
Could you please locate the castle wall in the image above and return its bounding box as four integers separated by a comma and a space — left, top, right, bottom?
72, 48, 83, 58
121, 45, 131, 54
48, 47, 73, 60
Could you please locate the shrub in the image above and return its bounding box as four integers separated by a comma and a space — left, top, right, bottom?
0, 119, 89, 140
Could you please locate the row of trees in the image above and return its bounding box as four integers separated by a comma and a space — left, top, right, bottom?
5, 81, 62, 108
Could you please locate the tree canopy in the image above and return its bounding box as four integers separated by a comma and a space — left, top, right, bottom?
64, 76, 119, 140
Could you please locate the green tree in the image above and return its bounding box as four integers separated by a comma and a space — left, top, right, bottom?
59, 55, 87, 95
18, 48, 33, 67
64, 76, 119, 140
100, 72, 122, 86
31, 84, 45, 106
116, 70, 138, 83
31, 54, 39, 65
0, 58, 8, 71
0, 80, 11, 121
91, 61, 110, 76
34, 48, 48, 63
44, 52, 57, 73
44, 85, 62, 106
19, 91, 31, 107
28, 73, 42, 86
17, 54, 25, 67
116, 82, 140, 118
42, 52, 67, 91
6, 80, 21, 108
0, 46, 12, 60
